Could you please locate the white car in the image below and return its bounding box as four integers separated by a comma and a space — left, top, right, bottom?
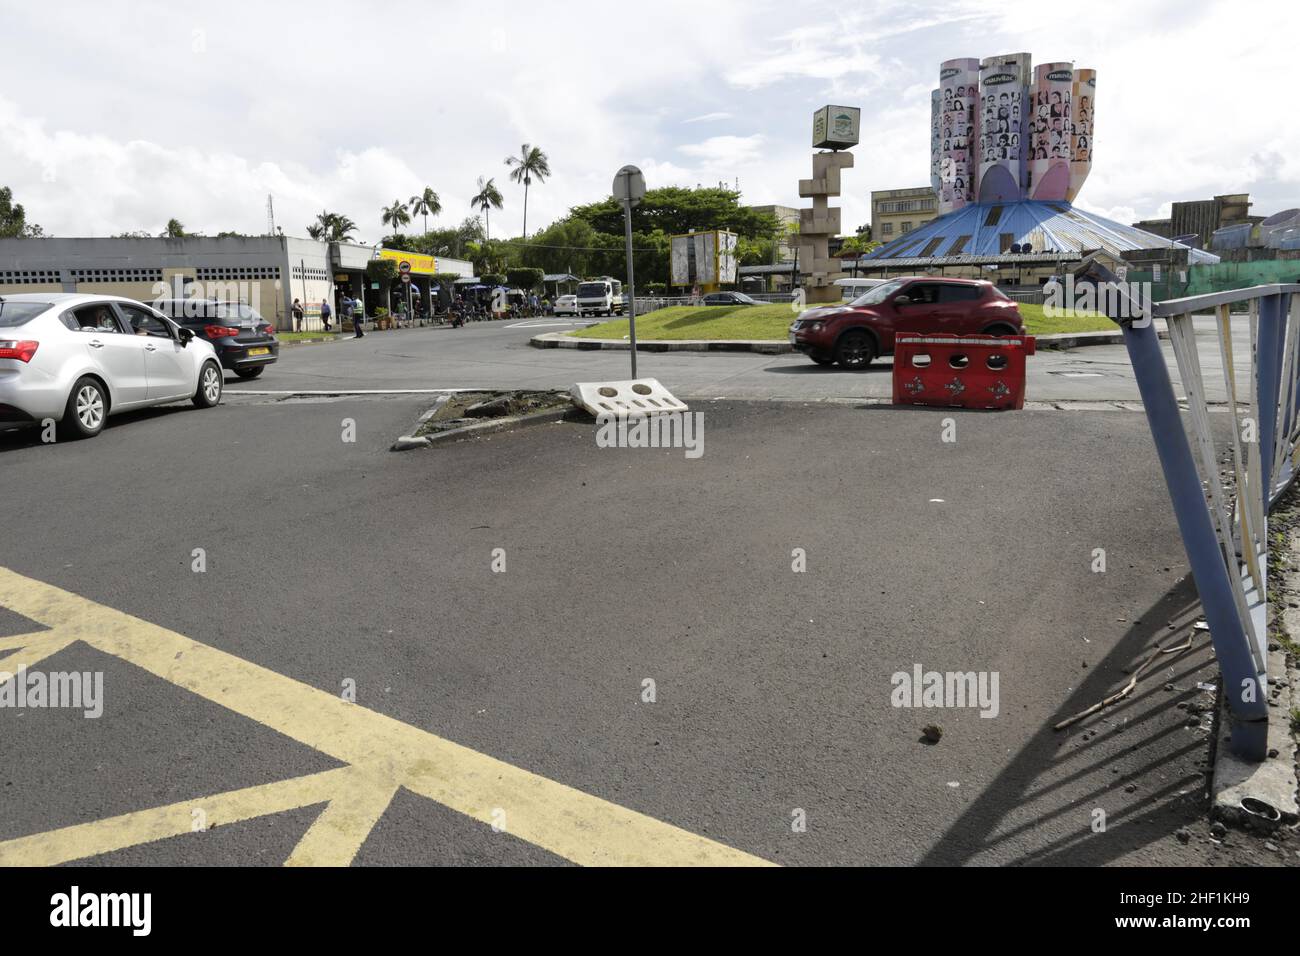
554, 294, 579, 317
0, 293, 224, 440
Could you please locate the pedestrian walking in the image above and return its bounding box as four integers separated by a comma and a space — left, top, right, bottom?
320, 298, 332, 332
291, 298, 304, 332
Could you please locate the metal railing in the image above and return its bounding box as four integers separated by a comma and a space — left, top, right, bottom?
1106, 271, 1300, 760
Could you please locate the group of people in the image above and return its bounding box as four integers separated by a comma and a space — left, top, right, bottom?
289, 296, 364, 338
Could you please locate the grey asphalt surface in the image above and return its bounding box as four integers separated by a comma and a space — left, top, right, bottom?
222, 314, 1254, 404
1, 385, 1290, 866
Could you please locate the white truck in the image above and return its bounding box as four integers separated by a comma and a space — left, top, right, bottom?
576, 277, 625, 317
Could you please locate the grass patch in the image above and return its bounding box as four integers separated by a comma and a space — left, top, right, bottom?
568, 302, 1115, 342
1017, 303, 1115, 335
572, 304, 796, 341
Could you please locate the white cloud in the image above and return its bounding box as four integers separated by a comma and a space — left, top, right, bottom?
0, 0, 1295, 241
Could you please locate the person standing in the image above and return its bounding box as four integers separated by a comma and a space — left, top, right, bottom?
320, 298, 332, 332
340, 293, 352, 332
291, 298, 304, 332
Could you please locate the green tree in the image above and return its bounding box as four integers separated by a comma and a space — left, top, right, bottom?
504, 144, 550, 239
506, 267, 543, 291
410, 187, 441, 234
0, 186, 42, 238
569, 186, 780, 239
470, 176, 504, 242
381, 200, 411, 233
161, 218, 188, 238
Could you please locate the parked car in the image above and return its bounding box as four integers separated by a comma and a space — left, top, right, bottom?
153, 299, 278, 379
788, 276, 1025, 369
0, 293, 223, 439
701, 291, 760, 306
554, 294, 579, 317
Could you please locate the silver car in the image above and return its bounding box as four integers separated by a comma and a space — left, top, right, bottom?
0, 293, 224, 440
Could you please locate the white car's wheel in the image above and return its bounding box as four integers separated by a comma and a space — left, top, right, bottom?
57, 376, 107, 440
192, 361, 223, 408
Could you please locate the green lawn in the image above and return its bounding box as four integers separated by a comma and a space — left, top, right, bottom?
567, 301, 1115, 341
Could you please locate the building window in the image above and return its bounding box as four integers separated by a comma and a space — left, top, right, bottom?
947, 235, 971, 255
882, 223, 894, 236
901, 222, 913, 233
984, 206, 1004, 227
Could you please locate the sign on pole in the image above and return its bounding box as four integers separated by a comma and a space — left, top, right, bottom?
613, 165, 646, 378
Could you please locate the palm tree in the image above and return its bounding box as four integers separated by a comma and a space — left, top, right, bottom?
381, 200, 411, 234
328, 214, 357, 242
505, 144, 550, 239
306, 223, 326, 240
470, 176, 504, 243
161, 218, 186, 238
409, 187, 441, 234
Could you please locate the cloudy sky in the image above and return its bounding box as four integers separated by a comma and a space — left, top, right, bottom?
1, 0, 1294, 241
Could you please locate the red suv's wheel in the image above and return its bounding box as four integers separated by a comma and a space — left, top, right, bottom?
835, 330, 875, 370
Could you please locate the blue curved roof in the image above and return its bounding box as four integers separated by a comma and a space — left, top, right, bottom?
867, 200, 1218, 264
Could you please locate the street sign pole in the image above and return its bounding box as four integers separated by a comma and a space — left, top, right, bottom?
612, 165, 646, 380
623, 200, 638, 379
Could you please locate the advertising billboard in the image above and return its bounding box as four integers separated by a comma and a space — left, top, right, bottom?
670, 231, 737, 288
1027, 62, 1073, 201
977, 52, 1030, 202
937, 57, 980, 215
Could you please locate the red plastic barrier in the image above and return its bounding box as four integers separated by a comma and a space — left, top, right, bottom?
892, 333, 1036, 410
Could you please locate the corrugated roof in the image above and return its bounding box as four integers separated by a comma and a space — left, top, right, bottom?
866, 201, 1220, 264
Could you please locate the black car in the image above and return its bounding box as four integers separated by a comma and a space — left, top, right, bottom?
153, 299, 279, 379
702, 291, 759, 306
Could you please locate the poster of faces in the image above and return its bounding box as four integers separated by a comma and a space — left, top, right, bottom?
1067, 68, 1096, 202
937, 57, 979, 214
1027, 63, 1073, 200
977, 52, 1030, 202
930, 89, 942, 198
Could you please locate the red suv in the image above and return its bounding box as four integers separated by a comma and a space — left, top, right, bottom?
788, 276, 1024, 369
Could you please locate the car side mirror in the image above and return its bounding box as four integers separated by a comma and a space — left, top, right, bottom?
893, 295, 911, 306
178, 327, 194, 347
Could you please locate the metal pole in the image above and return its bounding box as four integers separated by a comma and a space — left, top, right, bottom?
1123, 318, 1269, 760
624, 200, 638, 379
1256, 293, 1285, 510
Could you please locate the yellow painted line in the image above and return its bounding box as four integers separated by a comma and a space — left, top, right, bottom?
0, 630, 52, 653
284, 766, 401, 867
0, 634, 77, 681
0, 768, 351, 867
0, 567, 771, 867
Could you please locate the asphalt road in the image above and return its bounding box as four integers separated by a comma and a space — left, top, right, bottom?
1, 388, 1290, 866
219, 315, 1254, 404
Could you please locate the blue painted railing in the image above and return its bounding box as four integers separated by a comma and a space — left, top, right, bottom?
1094, 270, 1298, 761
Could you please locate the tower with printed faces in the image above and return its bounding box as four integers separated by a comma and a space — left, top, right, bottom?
930, 52, 1095, 212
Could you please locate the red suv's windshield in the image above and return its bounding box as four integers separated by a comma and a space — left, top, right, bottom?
849, 278, 907, 307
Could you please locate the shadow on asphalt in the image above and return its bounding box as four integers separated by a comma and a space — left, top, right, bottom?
920, 574, 1220, 866
0, 404, 202, 452
763, 362, 894, 375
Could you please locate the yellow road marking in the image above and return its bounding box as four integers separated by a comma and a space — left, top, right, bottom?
0, 768, 350, 866
0, 633, 77, 680
0, 567, 771, 867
